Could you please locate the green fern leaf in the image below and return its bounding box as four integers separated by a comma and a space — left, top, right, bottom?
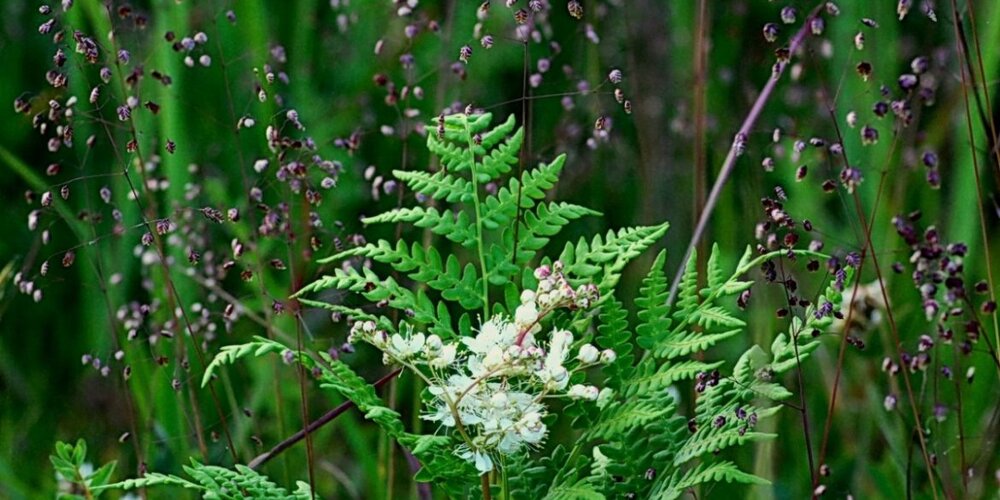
362, 206, 477, 247
652, 328, 741, 359
652, 461, 768, 499
624, 359, 724, 398
672, 250, 700, 320
583, 398, 670, 441
392, 169, 473, 203
689, 305, 746, 329
635, 250, 672, 349
561, 223, 670, 295
705, 243, 726, 290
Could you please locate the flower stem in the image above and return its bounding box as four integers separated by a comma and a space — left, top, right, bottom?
481, 473, 493, 500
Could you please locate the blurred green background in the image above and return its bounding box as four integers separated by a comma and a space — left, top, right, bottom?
1, 0, 998, 497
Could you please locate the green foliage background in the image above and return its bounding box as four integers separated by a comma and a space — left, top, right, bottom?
0, 0, 998, 498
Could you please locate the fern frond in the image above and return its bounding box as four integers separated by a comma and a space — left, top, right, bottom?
652, 328, 742, 359
97, 473, 202, 492
320, 240, 484, 310
100, 460, 312, 499
635, 250, 672, 349
478, 124, 523, 182
480, 154, 567, 230
362, 206, 477, 247
201, 337, 291, 387
317, 355, 407, 437
426, 113, 522, 182
582, 396, 671, 441
542, 479, 604, 500
391, 169, 473, 203
652, 461, 768, 499
672, 249, 700, 320
297, 266, 456, 338
560, 223, 670, 295
705, 243, 726, 290
623, 359, 724, 398
674, 426, 775, 466
689, 305, 746, 329
595, 296, 634, 388
294, 299, 395, 331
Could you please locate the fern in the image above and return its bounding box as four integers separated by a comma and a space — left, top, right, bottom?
179, 112, 844, 499
99, 459, 313, 499
200, 336, 291, 387
549, 244, 845, 499
52, 440, 312, 499
557, 223, 670, 296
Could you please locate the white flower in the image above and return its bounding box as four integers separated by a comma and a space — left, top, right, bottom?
429, 343, 457, 369
516, 411, 546, 445
576, 343, 599, 364
489, 391, 509, 408
514, 302, 539, 328
388, 332, 424, 359
568, 384, 599, 400
537, 365, 569, 391
520, 289, 536, 304
599, 348, 617, 364
545, 329, 573, 369
470, 450, 494, 474
463, 315, 517, 354
425, 334, 443, 352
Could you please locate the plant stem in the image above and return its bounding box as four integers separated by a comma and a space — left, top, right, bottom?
481, 473, 492, 500
463, 115, 492, 318
248, 368, 402, 470
668, 3, 825, 305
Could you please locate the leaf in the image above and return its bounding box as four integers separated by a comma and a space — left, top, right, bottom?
624, 359, 724, 398
652, 461, 768, 499
87, 461, 117, 487
561, 223, 670, 296
202, 337, 289, 387
583, 398, 670, 441
689, 306, 746, 329
672, 250, 700, 319
362, 206, 477, 248
652, 328, 742, 359
635, 250, 672, 349
392, 169, 472, 203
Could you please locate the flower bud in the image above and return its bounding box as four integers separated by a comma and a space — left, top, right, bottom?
576, 343, 599, 364
599, 349, 617, 364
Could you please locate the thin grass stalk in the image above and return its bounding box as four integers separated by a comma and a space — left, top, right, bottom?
668, 3, 825, 305
92, 2, 240, 464
957, 0, 1000, 376
818, 93, 943, 500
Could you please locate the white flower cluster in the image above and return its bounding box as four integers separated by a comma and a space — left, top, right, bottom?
348, 262, 614, 474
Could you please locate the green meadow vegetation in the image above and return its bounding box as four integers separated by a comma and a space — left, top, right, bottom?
0, 1, 998, 498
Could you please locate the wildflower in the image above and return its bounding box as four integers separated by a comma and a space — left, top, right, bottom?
861, 125, 878, 145
897, 0, 911, 20
780, 6, 796, 24
567, 0, 583, 19
856, 61, 872, 81
763, 23, 779, 42
608, 68, 622, 84
810, 17, 824, 36
576, 344, 599, 364
568, 384, 599, 400
459, 45, 472, 64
